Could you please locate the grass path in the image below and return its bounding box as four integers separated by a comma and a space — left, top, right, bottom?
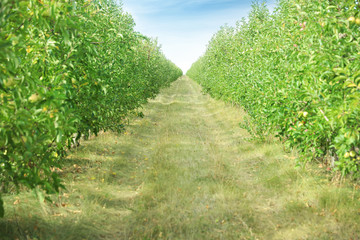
2, 76, 360, 239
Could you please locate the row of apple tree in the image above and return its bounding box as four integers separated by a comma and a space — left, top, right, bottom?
187, 0, 360, 176
0, 0, 182, 216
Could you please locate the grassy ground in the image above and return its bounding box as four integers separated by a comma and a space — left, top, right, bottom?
1, 76, 360, 239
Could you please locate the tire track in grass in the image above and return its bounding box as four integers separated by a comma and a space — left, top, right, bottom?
122, 76, 257, 239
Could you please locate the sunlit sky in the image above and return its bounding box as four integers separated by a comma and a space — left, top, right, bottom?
121, 0, 276, 73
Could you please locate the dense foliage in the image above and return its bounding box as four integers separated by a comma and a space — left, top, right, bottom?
0, 0, 182, 216
188, 0, 360, 175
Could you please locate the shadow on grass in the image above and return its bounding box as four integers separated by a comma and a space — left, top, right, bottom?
0, 128, 149, 240
0, 177, 138, 240
0, 215, 113, 240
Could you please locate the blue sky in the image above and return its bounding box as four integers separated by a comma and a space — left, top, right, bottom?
121, 0, 276, 72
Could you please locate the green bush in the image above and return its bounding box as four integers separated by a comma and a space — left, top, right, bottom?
188, 0, 360, 176
0, 0, 182, 217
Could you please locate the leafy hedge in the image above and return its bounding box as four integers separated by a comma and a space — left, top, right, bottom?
188, 0, 360, 175
0, 0, 182, 216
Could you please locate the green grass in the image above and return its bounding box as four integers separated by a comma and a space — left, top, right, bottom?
1, 76, 360, 239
